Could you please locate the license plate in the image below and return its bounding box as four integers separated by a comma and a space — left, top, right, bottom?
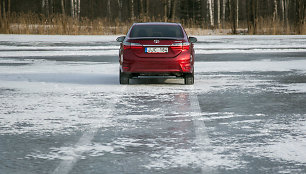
145, 47, 168, 53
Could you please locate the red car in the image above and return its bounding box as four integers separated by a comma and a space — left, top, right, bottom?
116, 22, 197, 85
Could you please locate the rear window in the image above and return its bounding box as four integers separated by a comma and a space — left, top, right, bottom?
129, 25, 184, 38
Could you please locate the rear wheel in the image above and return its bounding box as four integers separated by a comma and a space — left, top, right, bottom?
119, 70, 129, 84
184, 73, 194, 85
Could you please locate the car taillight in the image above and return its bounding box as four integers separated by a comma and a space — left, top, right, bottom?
182, 42, 190, 50
170, 42, 190, 51
123, 42, 143, 50
170, 42, 182, 50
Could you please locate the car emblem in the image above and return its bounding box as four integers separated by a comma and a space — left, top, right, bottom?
154, 40, 160, 44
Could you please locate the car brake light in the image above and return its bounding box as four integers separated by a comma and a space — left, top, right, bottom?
170, 42, 182, 50
182, 42, 190, 50
123, 42, 143, 50
170, 42, 190, 51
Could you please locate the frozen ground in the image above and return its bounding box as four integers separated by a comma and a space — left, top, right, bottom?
0, 34, 306, 174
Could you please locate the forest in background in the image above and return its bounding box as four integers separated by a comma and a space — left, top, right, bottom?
0, 0, 305, 35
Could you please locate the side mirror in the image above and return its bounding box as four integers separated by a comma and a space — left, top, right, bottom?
116, 36, 126, 42
189, 37, 197, 43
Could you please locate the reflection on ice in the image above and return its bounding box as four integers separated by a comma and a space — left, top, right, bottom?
1, 35, 305, 58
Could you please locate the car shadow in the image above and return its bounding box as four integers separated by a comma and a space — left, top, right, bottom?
129, 77, 185, 85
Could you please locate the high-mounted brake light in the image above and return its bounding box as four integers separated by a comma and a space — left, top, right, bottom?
123, 42, 143, 50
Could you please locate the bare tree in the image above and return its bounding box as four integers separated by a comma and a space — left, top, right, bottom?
284, 0, 289, 27
208, 0, 214, 27
71, 0, 80, 20
50, 0, 54, 14
140, 0, 144, 16
61, 0, 65, 15
77, 0, 80, 19
273, 0, 278, 21
2, 0, 306, 35
295, 0, 305, 34
229, 0, 237, 33
280, 0, 285, 21
163, 0, 167, 22
131, 0, 135, 21
146, 0, 149, 17
248, 0, 258, 34
236, 0, 239, 28
8, 0, 10, 18
217, 0, 221, 28
171, 0, 177, 22
0, 0, 4, 32
107, 0, 111, 19
117, 0, 123, 21
222, 0, 227, 26
0, 1, 2, 22
42, 0, 49, 17
0, 0, 11, 33
71, 0, 74, 18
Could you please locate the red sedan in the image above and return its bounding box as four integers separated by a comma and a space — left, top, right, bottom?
116, 22, 197, 85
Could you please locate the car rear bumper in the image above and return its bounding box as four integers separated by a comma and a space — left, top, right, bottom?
121, 54, 193, 74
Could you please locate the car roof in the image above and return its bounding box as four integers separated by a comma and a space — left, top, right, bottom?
133, 22, 181, 26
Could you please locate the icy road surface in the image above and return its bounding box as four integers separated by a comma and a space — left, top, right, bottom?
0, 35, 306, 174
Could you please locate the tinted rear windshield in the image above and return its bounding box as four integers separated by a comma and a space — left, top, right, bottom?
129, 25, 184, 38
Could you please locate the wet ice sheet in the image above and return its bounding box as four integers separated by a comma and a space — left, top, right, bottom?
195, 35, 306, 54
1, 61, 306, 173
1, 35, 306, 174
0, 34, 119, 58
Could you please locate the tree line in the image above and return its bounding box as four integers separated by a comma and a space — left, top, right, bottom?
0, 0, 305, 34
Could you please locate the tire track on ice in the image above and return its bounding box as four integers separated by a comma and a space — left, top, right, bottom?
189, 86, 215, 173
52, 85, 127, 174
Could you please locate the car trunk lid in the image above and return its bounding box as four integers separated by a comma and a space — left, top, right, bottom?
124, 38, 189, 58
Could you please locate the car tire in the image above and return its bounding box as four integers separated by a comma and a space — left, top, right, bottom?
184, 73, 194, 85
119, 70, 129, 84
